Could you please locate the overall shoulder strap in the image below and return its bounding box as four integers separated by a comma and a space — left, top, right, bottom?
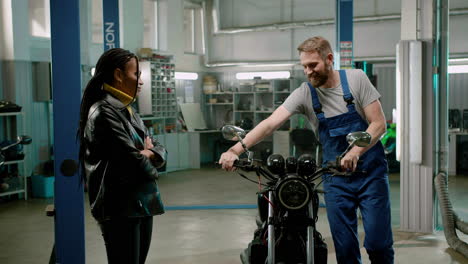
307, 82, 326, 120
339, 70, 355, 106
339, 70, 357, 112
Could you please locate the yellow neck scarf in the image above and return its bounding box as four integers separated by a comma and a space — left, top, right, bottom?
103, 83, 134, 115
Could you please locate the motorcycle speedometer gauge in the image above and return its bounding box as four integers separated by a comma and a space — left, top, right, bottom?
276, 175, 310, 210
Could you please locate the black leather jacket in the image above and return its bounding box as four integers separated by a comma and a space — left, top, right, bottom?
84, 94, 166, 222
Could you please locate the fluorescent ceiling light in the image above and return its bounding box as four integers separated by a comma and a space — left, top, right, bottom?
448, 58, 468, 74
175, 72, 198, 80
448, 58, 468, 64
448, 65, 468, 74
235, 71, 290, 80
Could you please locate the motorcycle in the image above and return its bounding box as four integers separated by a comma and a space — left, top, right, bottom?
221, 125, 371, 264
0, 135, 32, 191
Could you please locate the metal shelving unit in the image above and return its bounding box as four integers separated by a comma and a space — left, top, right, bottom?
136, 52, 196, 173
0, 111, 27, 200
138, 54, 177, 134
203, 78, 296, 130
203, 92, 234, 129
150, 56, 176, 119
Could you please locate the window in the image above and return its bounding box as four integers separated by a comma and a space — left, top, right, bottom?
183, 2, 204, 54
92, 0, 103, 43
184, 8, 195, 53
29, 0, 50, 38
143, 0, 158, 49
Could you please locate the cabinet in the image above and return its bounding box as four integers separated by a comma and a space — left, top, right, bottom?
0, 112, 28, 200
153, 132, 200, 172
203, 78, 297, 130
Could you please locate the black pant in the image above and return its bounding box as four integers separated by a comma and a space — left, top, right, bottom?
99, 216, 153, 264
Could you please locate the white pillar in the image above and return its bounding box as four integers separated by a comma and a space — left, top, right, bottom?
0, 0, 30, 101
0, 0, 31, 61
398, 0, 439, 233
0, 0, 15, 60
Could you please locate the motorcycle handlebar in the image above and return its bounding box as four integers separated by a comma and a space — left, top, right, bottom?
230, 157, 365, 184
215, 159, 257, 171
233, 159, 251, 168
324, 161, 340, 170
232, 159, 263, 173
307, 159, 366, 181
232, 159, 277, 182
325, 159, 363, 170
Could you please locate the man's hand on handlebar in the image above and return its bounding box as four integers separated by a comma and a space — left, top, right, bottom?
340, 149, 360, 172
218, 149, 239, 171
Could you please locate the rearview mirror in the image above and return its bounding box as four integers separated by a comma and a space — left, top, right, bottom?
221, 125, 253, 163
346, 131, 371, 148
222, 125, 246, 141
339, 131, 372, 160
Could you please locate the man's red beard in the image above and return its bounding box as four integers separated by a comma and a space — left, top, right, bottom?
309, 63, 331, 87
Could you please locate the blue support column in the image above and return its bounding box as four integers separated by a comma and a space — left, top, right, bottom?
336, 0, 354, 69
50, 0, 85, 263
103, 0, 120, 50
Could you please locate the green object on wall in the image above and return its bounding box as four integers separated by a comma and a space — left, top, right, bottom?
298, 116, 305, 129
381, 123, 396, 144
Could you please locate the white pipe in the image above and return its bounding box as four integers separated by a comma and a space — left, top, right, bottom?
214, 15, 398, 35
212, 6, 468, 35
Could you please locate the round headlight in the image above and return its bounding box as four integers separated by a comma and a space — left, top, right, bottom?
276, 176, 310, 210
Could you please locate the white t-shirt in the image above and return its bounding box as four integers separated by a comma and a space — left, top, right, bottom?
282, 69, 381, 138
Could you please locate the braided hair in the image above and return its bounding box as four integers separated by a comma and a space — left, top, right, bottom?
78, 48, 138, 182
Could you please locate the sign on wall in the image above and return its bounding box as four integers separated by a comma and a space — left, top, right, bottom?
103, 0, 120, 50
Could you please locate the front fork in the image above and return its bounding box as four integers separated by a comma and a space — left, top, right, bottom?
306, 199, 315, 264
267, 191, 275, 264
266, 192, 315, 264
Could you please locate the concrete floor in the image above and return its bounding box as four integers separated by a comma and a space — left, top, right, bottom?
0, 167, 468, 264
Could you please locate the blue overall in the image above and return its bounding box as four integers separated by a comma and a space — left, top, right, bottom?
308, 70, 394, 264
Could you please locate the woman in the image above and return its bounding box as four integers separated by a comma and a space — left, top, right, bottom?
78, 48, 166, 264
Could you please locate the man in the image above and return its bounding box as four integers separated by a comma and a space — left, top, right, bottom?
219, 36, 394, 263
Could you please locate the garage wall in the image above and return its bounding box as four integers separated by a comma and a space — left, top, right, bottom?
207, 0, 468, 65
374, 64, 397, 121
